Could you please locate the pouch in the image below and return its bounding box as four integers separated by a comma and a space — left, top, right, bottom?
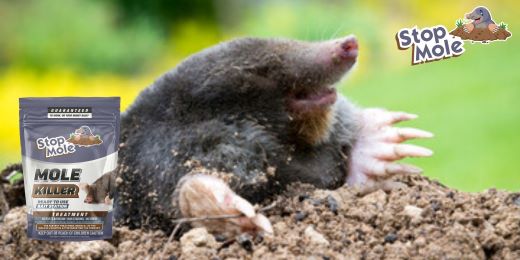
19, 97, 120, 241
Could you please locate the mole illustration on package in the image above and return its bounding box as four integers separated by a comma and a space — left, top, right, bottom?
19, 97, 120, 241
67, 126, 104, 146
80, 171, 116, 205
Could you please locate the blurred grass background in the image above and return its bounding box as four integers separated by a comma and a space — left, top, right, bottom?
1, 0, 518, 192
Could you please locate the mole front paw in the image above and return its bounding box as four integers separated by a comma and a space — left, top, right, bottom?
488, 24, 499, 33
177, 174, 273, 236
347, 108, 433, 191
463, 23, 475, 33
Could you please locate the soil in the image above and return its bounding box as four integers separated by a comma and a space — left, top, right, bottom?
67, 134, 103, 146
0, 164, 24, 219
450, 27, 512, 42
1, 170, 519, 259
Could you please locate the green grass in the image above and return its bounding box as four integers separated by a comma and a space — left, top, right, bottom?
0, 154, 19, 170
456, 19, 464, 27
343, 39, 520, 192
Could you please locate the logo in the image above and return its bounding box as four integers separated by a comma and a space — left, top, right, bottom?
450, 6, 511, 43
396, 6, 511, 65
67, 126, 103, 147
36, 126, 103, 158
36, 136, 76, 158
396, 25, 464, 65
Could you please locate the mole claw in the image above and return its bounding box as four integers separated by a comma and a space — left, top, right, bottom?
374, 143, 433, 160
385, 163, 423, 175
389, 111, 418, 124
251, 214, 273, 234
394, 144, 433, 158
399, 128, 434, 139
384, 127, 434, 142
361, 109, 419, 128
232, 195, 256, 218
402, 112, 418, 120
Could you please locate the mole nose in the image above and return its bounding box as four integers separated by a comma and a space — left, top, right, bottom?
339, 37, 358, 59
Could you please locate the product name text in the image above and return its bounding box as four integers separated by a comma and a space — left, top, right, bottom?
34, 168, 82, 182
36, 136, 76, 157
396, 25, 465, 65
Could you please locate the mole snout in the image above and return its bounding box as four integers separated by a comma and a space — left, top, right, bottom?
339, 37, 358, 60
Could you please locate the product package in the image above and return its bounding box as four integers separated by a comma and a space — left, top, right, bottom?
19, 97, 120, 241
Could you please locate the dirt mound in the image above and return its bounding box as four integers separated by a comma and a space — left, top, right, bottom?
450, 27, 512, 42
1, 174, 519, 259
66, 134, 103, 146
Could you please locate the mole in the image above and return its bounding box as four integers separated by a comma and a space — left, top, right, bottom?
114, 35, 433, 235
81, 171, 115, 205
75, 126, 94, 136
463, 6, 499, 33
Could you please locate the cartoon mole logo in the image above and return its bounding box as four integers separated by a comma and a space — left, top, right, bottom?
450, 6, 512, 43
396, 6, 511, 65
396, 25, 465, 65
66, 126, 103, 147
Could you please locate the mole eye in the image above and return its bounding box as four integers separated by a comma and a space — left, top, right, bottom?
479, 10, 484, 15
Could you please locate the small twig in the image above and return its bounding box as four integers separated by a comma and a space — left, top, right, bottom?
161, 220, 184, 260
168, 221, 184, 244
217, 238, 237, 251
259, 200, 277, 212
170, 213, 243, 224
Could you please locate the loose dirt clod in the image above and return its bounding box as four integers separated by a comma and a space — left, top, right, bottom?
1, 174, 520, 259
304, 225, 330, 246
60, 241, 116, 260
180, 227, 218, 258
403, 205, 423, 221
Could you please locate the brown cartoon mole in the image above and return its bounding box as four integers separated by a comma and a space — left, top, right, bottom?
81, 171, 115, 205
115, 35, 433, 235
